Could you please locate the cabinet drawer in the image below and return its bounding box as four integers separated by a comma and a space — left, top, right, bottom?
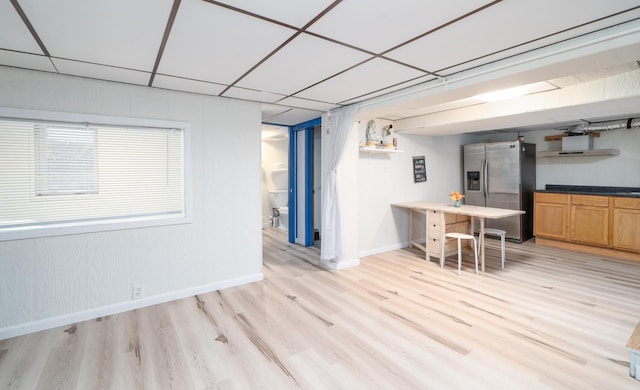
428, 223, 441, 237
428, 237, 442, 257
614, 197, 640, 209
571, 194, 608, 207
535, 192, 569, 204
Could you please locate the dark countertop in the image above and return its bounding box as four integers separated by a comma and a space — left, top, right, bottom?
535, 185, 640, 198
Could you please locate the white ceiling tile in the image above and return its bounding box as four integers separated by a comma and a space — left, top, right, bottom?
158, 0, 294, 85
18, 0, 174, 71
341, 74, 435, 105
386, 0, 640, 73
263, 106, 322, 126
0, 50, 56, 72
0, 1, 42, 54
52, 59, 150, 85
152, 74, 227, 96
213, 0, 335, 27
236, 33, 371, 95
262, 103, 291, 118
224, 87, 286, 104
440, 11, 640, 77
295, 58, 426, 104
275, 96, 339, 112
308, 0, 491, 54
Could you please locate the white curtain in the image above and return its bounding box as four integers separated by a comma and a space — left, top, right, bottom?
321, 105, 357, 261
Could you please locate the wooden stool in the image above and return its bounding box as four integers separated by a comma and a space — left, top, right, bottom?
441, 232, 478, 276
483, 228, 506, 269
627, 321, 640, 380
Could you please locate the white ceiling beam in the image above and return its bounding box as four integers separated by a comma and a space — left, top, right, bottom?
394, 68, 640, 135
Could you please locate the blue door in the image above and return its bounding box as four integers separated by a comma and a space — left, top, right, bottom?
288, 118, 320, 246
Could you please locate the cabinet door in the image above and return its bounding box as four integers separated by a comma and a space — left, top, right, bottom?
612, 208, 640, 252
570, 205, 609, 246
534, 202, 568, 240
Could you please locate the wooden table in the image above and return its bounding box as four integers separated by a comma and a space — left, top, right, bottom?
392, 201, 525, 272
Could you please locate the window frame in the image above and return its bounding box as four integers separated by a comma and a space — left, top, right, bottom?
0, 107, 192, 241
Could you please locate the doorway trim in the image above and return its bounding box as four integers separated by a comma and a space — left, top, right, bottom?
289, 118, 320, 246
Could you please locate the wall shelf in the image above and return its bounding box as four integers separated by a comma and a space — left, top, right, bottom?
359, 147, 403, 154
537, 149, 619, 157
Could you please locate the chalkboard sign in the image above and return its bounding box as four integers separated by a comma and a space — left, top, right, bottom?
413, 156, 426, 183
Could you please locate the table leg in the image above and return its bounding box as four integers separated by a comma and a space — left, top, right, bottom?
480, 218, 485, 272
409, 209, 413, 249
425, 211, 430, 262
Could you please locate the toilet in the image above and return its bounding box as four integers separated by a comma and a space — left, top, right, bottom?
278, 206, 288, 231
268, 190, 288, 231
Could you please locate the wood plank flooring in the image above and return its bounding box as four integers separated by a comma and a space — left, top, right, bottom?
1, 228, 640, 389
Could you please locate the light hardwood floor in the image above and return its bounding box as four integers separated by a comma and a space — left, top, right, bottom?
1, 228, 640, 389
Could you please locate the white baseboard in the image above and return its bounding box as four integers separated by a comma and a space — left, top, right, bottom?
358, 241, 410, 258
320, 257, 360, 270
0, 273, 263, 341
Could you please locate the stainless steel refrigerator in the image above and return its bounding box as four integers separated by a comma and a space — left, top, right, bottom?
463, 140, 535, 242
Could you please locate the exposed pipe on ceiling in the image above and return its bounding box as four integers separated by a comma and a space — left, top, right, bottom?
568, 117, 640, 133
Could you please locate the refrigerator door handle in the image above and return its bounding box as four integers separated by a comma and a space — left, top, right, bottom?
483, 159, 488, 198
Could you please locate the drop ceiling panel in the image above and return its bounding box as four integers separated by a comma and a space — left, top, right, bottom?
213, 0, 335, 27
296, 58, 426, 104
158, 0, 294, 85
223, 87, 287, 104
440, 13, 640, 76
308, 0, 492, 54
275, 96, 339, 112
0, 1, 42, 54
0, 51, 56, 73
262, 103, 291, 119
386, 0, 640, 73
152, 74, 227, 96
18, 0, 173, 71
235, 33, 371, 96
263, 107, 322, 126
340, 74, 435, 105
52, 59, 150, 85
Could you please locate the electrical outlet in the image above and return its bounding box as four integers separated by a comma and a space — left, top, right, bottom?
132, 284, 144, 300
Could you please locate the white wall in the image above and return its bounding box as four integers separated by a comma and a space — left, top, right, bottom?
466, 128, 640, 189
0, 67, 263, 336
355, 119, 466, 257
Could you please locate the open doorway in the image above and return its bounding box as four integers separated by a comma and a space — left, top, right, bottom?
262, 119, 321, 248
261, 124, 289, 232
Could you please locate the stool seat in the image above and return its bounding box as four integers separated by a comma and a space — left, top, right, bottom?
441, 232, 478, 275
483, 228, 506, 269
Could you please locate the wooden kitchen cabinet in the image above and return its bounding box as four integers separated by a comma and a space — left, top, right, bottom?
534, 193, 570, 240
570, 195, 609, 247
535, 192, 640, 260
612, 197, 640, 252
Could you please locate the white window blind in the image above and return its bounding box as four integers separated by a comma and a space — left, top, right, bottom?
0, 116, 187, 240
35, 124, 99, 196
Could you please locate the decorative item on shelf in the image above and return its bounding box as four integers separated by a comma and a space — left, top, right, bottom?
365, 119, 379, 147
381, 124, 394, 148
450, 190, 464, 207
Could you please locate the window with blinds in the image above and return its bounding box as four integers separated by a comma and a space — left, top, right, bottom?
0, 116, 188, 240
